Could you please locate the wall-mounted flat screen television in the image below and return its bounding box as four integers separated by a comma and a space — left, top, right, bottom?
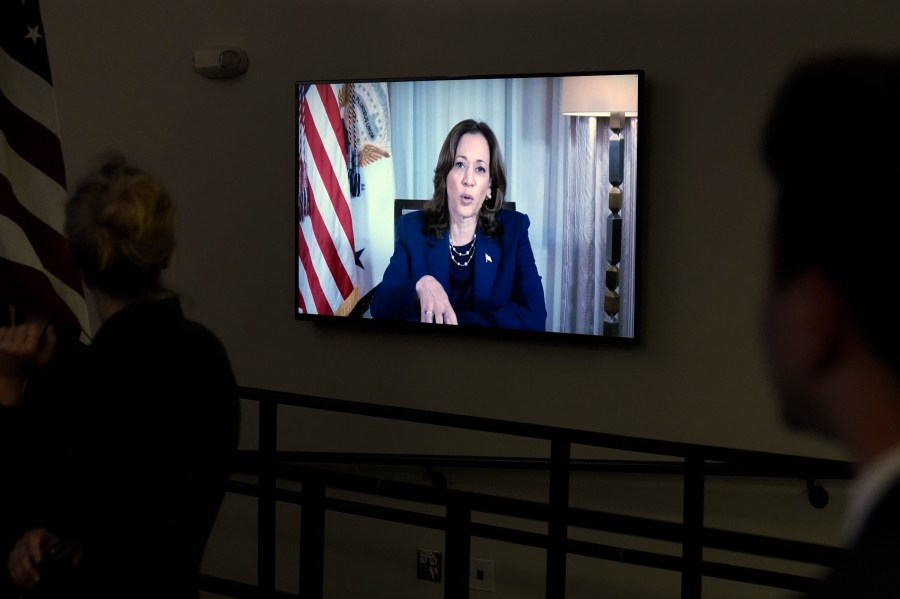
295, 69, 643, 342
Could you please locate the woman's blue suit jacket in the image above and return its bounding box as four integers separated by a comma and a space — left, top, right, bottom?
370, 208, 547, 331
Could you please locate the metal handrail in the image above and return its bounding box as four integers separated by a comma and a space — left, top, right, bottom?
198, 386, 852, 599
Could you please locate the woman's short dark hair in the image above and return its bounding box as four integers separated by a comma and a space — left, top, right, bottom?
425, 119, 508, 237
65, 156, 176, 299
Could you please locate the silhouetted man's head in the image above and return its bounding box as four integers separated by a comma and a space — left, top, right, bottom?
762, 53, 900, 434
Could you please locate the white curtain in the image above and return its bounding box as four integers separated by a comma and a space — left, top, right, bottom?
559, 116, 637, 337
387, 78, 636, 337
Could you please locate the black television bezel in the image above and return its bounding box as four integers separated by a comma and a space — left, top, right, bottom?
294, 68, 646, 347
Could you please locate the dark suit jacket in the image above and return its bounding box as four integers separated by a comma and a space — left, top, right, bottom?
370, 209, 547, 331
802, 475, 900, 598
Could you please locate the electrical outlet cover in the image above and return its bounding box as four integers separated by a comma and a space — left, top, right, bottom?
470, 558, 494, 592
417, 549, 442, 582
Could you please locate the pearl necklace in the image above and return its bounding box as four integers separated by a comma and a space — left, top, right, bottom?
449, 232, 476, 267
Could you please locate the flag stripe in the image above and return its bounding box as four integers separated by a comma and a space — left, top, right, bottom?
0, 217, 87, 333
297, 226, 333, 315
303, 116, 355, 287
0, 86, 65, 186
319, 83, 344, 151
0, 1, 88, 335
298, 204, 349, 314
0, 127, 65, 232
0, 47, 59, 134
304, 88, 356, 248
0, 173, 80, 290
296, 83, 358, 315
296, 286, 307, 315
307, 185, 354, 297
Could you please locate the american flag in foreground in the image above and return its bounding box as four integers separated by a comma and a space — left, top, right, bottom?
0, 0, 88, 333
297, 83, 359, 316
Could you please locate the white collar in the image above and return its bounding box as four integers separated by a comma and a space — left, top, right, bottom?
845, 442, 900, 544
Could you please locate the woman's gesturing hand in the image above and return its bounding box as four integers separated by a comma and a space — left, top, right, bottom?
415, 276, 458, 325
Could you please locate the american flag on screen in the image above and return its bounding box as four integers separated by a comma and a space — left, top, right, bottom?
297, 83, 359, 316
0, 0, 88, 333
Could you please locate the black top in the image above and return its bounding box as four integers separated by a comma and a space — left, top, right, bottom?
449, 239, 475, 311
0, 297, 240, 598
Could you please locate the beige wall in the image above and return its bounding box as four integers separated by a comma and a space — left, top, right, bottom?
35, 2, 900, 596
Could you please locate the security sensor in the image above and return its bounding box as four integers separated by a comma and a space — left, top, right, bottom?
193, 46, 248, 80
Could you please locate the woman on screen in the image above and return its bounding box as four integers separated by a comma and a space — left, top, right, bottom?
371, 119, 547, 330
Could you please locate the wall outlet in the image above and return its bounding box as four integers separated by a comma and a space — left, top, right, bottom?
470, 558, 494, 592
417, 549, 442, 582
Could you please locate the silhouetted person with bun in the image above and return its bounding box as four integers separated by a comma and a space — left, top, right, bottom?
0, 157, 239, 598
761, 54, 900, 598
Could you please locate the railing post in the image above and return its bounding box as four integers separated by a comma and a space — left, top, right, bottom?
300, 479, 326, 598
445, 501, 471, 599
258, 396, 277, 593
681, 453, 705, 599
547, 439, 570, 599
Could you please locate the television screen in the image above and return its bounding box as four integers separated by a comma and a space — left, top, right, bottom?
295, 69, 642, 341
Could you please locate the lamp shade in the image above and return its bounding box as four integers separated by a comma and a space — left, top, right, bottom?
561, 74, 639, 117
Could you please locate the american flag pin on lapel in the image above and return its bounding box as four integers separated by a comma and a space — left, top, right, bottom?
485, 253, 492, 263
